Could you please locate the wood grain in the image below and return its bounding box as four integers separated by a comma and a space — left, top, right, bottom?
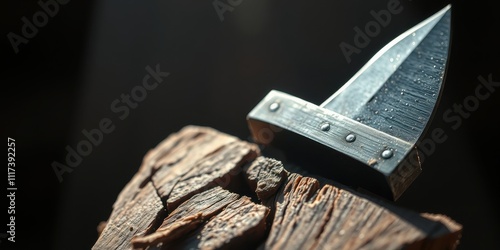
131, 187, 239, 249
265, 173, 462, 250
93, 125, 462, 250
93, 182, 164, 250
165, 196, 270, 250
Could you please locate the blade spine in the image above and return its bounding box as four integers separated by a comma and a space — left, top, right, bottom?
251, 90, 414, 147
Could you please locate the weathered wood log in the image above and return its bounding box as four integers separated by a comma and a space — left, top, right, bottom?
93, 125, 462, 250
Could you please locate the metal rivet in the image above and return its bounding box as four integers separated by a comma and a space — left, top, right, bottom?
320, 122, 331, 131
345, 133, 356, 142
368, 159, 377, 166
269, 102, 280, 112
381, 149, 394, 159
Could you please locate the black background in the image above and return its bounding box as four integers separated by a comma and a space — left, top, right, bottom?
2, 0, 499, 249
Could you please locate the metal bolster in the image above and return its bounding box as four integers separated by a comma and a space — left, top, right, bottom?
247, 90, 421, 199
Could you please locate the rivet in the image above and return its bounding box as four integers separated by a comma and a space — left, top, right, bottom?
345, 133, 356, 142
320, 122, 331, 131
269, 102, 280, 112
368, 159, 377, 166
381, 149, 394, 159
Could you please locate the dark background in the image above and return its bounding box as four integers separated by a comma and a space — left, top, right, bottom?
2, 0, 499, 249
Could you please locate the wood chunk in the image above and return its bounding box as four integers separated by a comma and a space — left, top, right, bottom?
265, 173, 463, 250
131, 187, 239, 249
151, 127, 243, 206
166, 141, 259, 210
167, 196, 270, 250
112, 125, 206, 212
198, 196, 269, 249
265, 174, 326, 249
93, 182, 164, 250
94, 126, 254, 250
245, 156, 287, 200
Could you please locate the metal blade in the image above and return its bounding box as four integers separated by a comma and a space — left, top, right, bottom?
321, 5, 451, 143
246, 5, 452, 200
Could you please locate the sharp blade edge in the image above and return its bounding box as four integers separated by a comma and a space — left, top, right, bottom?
321, 5, 451, 143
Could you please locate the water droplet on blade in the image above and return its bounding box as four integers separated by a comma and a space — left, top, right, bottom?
381, 149, 393, 159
